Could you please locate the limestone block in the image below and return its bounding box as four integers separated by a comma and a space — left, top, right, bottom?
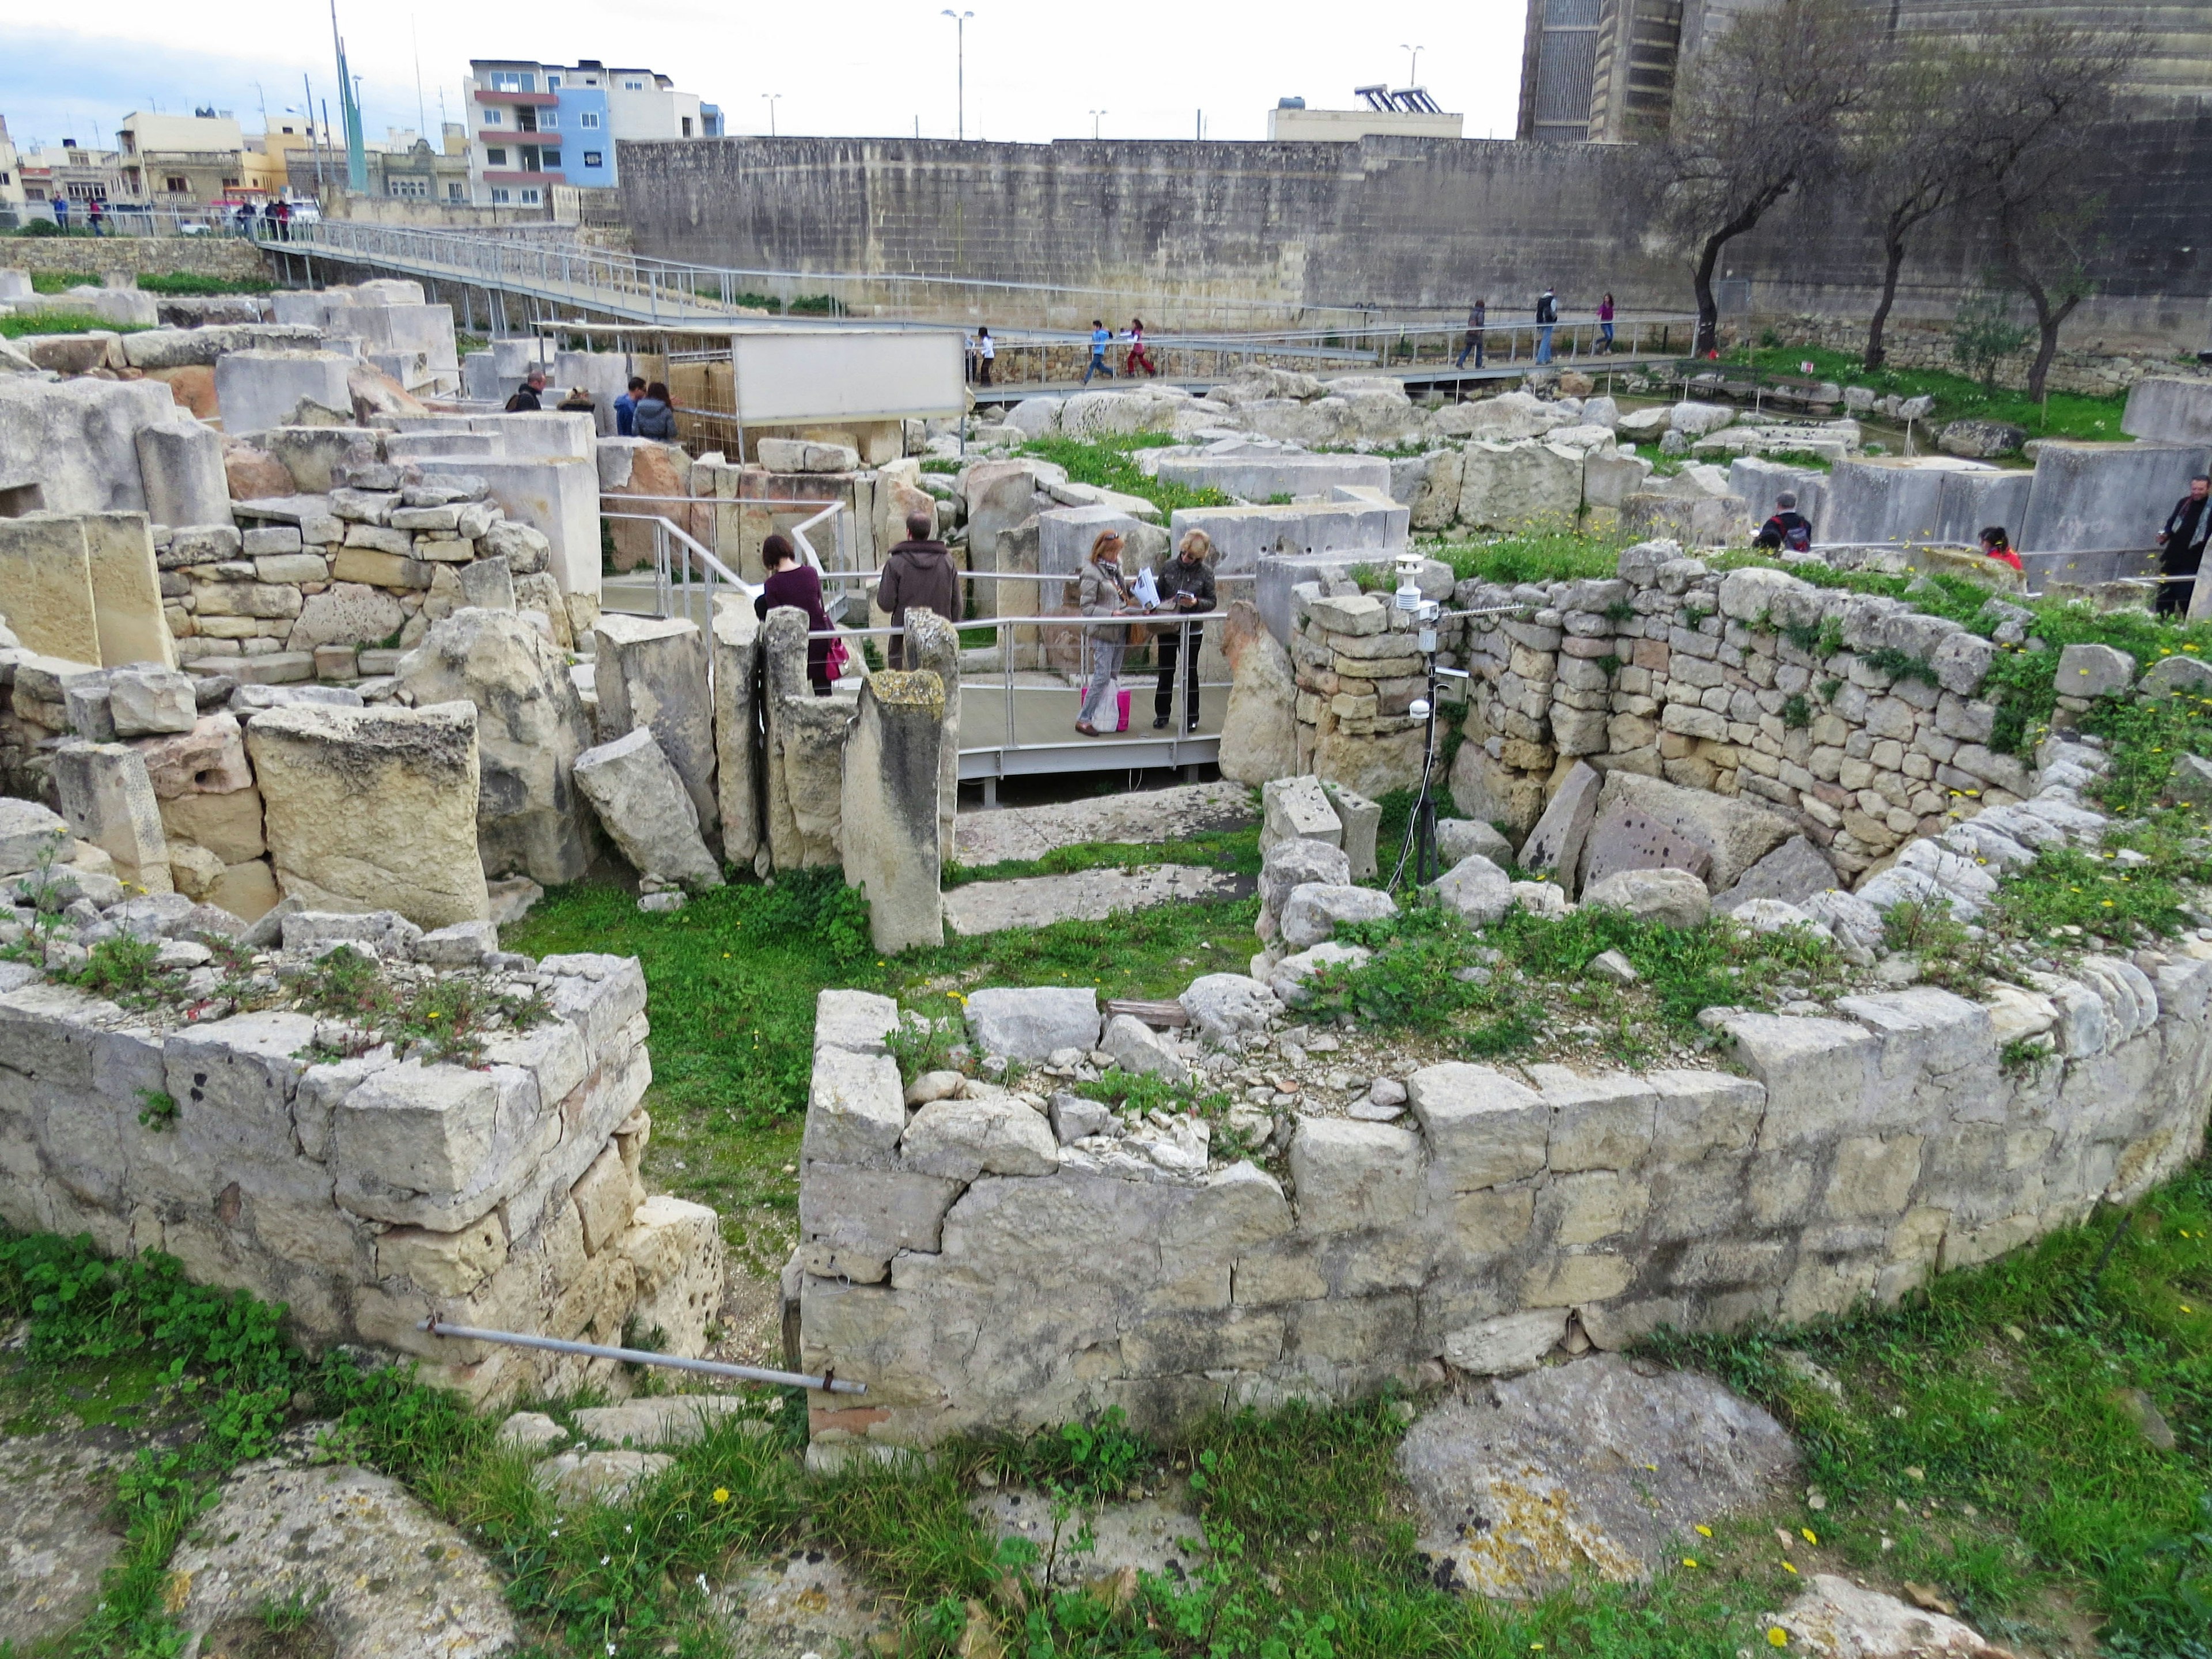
760, 607, 851, 870
0, 514, 99, 663
620, 1195, 724, 1354
246, 700, 490, 927
1589, 771, 1793, 891
1408, 1063, 1550, 1191
1443, 1309, 1566, 1376
1268, 941, 1370, 1007
377, 1213, 509, 1296
1538, 1070, 1657, 1172
1279, 883, 1398, 950
1720, 1012, 1878, 1147
397, 607, 597, 886
1260, 775, 1343, 855
2055, 642, 2134, 698
1289, 1118, 1426, 1233
1259, 836, 1353, 927
1101, 1012, 1191, 1084
571, 1142, 642, 1255
1179, 973, 1282, 1048
804, 1048, 906, 1164
287, 582, 406, 653
710, 601, 762, 866
815, 988, 900, 1055
572, 727, 721, 888
1436, 818, 1515, 866
1581, 867, 1710, 928
900, 1095, 1060, 1180
1457, 440, 1583, 531
1430, 853, 1512, 926
0, 798, 72, 875
134, 421, 230, 532
214, 350, 356, 437
1712, 835, 1839, 914
965, 986, 1101, 1060
106, 666, 196, 737
1518, 760, 1601, 891
48, 741, 173, 892
839, 671, 945, 953
800, 1165, 963, 1264
1218, 601, 1298, 785
137, 713, 252, 797
332, 1058, 540, 1228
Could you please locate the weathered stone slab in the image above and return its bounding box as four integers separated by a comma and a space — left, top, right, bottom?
595, 613, 719, 853
965, 987, 1102, 1060
1580, 805, 1714, 892
572, 727, 722, 888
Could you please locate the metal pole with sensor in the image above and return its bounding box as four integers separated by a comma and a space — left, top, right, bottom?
418, 1318, 868, 1393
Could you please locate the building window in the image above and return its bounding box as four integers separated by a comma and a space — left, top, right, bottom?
484, 147, 507, 166
446, 182, 464, 200
579, 111, 600, 128
582, 150, 603, 168
221, 176, 239, 188
540, 149, 560, 169
624, 79, 643, 90
389, 176, 429, 197
519, 187, 541, 205
490, 71, 534, 92
70, 183, 109, 201
482, 109, 502, 126
681, 116, 694, 137
164, 176, 188, 193
540, 109, 557, 127
546, 75, 560, 90
490, 187, 511, 204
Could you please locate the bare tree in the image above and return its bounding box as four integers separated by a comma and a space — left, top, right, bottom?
1960, 17, 2136, 400
1846, 33, 1979, 371
1654, 0, 1880, 357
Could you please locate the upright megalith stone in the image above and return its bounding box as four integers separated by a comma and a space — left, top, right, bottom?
81, 513, 176, 670
902, 609, 961, 865
397, 608, 597, 885
710, 599, 762, 869
840, 670, 946, 953
1218, 600, 1297, 785
48, 740, 173, 892
572, 726, 723, 888
0, 514, 100, 663
761, 606, 853, 870
247, 701, 491, 927
214, 349, 355, 437
593, 613, 718, 855
134, 419, 230, 531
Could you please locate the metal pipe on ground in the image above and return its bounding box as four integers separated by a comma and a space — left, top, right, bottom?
419, 1317, 868, 1393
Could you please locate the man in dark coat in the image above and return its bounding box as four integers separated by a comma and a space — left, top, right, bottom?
2157, 473, 2212, 616
503, 370, 547, 413
875, 509, 961, 668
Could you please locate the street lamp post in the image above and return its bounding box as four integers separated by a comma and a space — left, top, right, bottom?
1089, 109, 1107, 139
941, 10, 973, 141
1401, 43, 1423, 84
762, 93, 781, 137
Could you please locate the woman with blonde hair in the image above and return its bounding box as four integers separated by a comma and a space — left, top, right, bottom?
1151, 527, 1216, 731
1074, 529, 1132, 735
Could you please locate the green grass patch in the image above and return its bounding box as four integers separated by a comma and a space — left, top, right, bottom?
134, 271, 275, 295
0, 311, 153, 339
1705, 341, 2135, 444
1424, 528, 1627, 586
1017, 434, 1232, 518
944, 825, 1259, 888
28, 270, 99, 293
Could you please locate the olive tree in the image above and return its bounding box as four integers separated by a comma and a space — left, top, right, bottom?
1654, 0, 1880, 358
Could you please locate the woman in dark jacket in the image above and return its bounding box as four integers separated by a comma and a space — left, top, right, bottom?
634, 381, 677, 441
753, 533, 837, 695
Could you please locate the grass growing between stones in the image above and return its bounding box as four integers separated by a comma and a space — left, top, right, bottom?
1424, 529, 1629, 587
0, 312, 155, 338
3, 1158, 2206, 1658
1710, 342, 2134, 447
945, 824, 1260, 887
1016, 434, 1234, 518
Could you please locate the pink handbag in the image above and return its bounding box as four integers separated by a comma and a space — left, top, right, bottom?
1114, 687, 1131, 732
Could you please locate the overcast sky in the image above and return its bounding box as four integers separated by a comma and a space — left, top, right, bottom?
1, 1, 1529, 153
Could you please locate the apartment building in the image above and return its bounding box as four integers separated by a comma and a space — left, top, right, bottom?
117, 111, 246, 205
461, 58, 721, 207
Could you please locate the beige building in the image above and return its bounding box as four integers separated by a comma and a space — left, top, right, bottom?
117, 111, 245, 204
1266, 91, 1465, 142
0, 116, 22, 209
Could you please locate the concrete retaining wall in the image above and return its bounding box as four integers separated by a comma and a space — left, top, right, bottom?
0, 949, 724, 1406
797, 961, 2212, 1448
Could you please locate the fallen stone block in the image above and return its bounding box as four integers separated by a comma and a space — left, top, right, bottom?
964, 986, 1101, 1060
48, 741, 173, 893
572, 727, 723, 888
1582, 867, 1710, 928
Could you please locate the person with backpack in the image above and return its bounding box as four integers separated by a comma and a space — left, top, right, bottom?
503, 370, 548, 412
1754, 491, 1815, 553
1455, 300, 1487, 370
1535, 287, 1558, 365
874, 509, 961, 669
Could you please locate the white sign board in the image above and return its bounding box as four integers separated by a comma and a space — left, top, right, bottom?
731, 327, 966, 425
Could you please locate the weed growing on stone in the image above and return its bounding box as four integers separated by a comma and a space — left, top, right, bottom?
65, 933, 162, 1000
944, 824, 1259, 888
1425, 528, 1626, 586
294, 945, 552, 1067
1017, 434, 1232, 518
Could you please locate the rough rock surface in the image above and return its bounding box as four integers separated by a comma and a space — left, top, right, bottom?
1582, 866, 1713, 928
1218, 600, 1298, 784
1431, 853, 1513, 926
943, 863, 1248, 937
573, 727, 724, 888
951, 780, 1252, 867
964, 986, 1103, 1060
970, 1485, 1209, 1586
1400, 1355, 1797, 1597
1771, 1574, 2018, 1658
1280, 882, 1399, 950
0, 1429, 141, 1645
169, 1460, 517, 1659
1713, 834, 1840, 914
397, 608, 597, 885
718, 1551, 888, 1659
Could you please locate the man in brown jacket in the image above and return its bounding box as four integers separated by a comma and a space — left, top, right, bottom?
874, 509, 961, 668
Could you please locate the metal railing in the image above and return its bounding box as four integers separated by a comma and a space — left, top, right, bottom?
599, 512, 756, 643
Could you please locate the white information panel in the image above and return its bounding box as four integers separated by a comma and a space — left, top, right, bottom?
731, 327, 967, 425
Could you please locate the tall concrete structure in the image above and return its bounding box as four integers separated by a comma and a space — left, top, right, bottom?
1521, 0, 2212, 142
463, 59, 721, 209
116, 111, 247, 206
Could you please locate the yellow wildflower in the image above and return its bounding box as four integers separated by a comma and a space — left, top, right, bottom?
1801, 1527, 1819, 1544
1768, 1628, 1791, 1648
713, 1488, 729, 1503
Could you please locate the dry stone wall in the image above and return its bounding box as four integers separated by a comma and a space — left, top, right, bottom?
798, 935, 2212, 1448
0, 938, 723, 1407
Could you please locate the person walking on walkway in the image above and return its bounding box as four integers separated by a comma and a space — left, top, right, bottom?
755, 533, 839, 695
1598, 293, 1615, 353
1455, 299, 1486, 369
1126, 317, 1157, 377
1074, 530, 1132, 734
876, 509, 960, 668
2157, 473, 2212, 616
51, 195, 69, 233
976, 325, 995, 386
274, 198, 291, 240
613, 376, 645, 437
1081, 319, 1116, 385
1150, 528, 1216, 731
1535, 287, 1559, 365
86, 198, 104, 237
633, 381, 677, 440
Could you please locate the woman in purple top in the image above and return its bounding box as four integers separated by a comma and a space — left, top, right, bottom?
1599, 293, 1616, 354
753, 533, 836, 695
